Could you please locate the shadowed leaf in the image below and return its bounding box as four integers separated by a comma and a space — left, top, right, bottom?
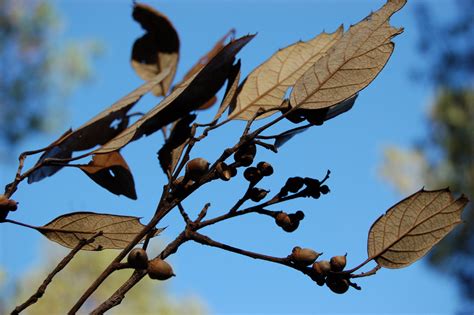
131, 3, 179, 96
37, 212, 163, 250
368, 188, 469, 269
95, 35, 254, 154
229, 26, 343, 120
79, 152, 137, 200
27, 69, 170, 184
290, 0, 405, 110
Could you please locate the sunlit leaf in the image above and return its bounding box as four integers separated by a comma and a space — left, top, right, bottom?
368, 188, 469, 268
37, 212, 164, 250
290, 0, 405, 110
229, 27, 343, 120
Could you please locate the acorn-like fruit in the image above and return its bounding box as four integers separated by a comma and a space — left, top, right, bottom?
291, 247, 322, 266
326, 275, 349, 294
234, 143, 257, 166
185, 158, 210, 181
312, 260, 331, 276
216, 162, 232, 181
320, 185, 330, 195
275, 212, 291, 227
288, 210, 305, 222
330, 254, 347, 272
147, 258, 175, 280
249, 188, 268, 202
257, 162, 274, 177
0, 194, 18, 212
285, 177, 304, 193
127, 248, 148, 270
243, 167, 262, 184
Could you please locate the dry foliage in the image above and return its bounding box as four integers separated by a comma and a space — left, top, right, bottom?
1, 0, 470, 313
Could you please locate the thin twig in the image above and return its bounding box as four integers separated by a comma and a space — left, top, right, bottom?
177, 203, 191, 225
195, 203, 211, 223
11, 232, 102, 315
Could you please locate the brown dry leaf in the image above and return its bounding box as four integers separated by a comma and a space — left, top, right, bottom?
131, 3, 179, 96
37, 212, 163, 250
180, 29, 235, 110
95, 35, 254, 154
27, 69, 170, 184
214, 60, 241, 122
228, 27, 343, 120
367, 188, 469, 269
79, 152, 137, 200
290, 0, 405, 110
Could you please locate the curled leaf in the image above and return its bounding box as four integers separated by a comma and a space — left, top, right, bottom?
368, 188, 469, 269
27, 69, 170, 183
290, 0, 405, 110
79, 152, 137, 200
229, 27, 343, 120
37, 212, 163, 250
95, 35, 254, 154
132, 2, 179, 96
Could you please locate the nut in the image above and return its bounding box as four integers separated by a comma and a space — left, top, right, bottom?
285, 177, 304, 193
185, 158, 210, 181
243, 167, 262, 184
291, 247, 322, 266
127, 248, 148, 269
330, 254, 347, 272
312, 260, 331, 276
275, 212, 291, 227
326, 274, 349, 294
234, 143, 257, 164
0, 195, 18, 212
249, 188, 268, 202
147, 258, 175, 280
257, 162, 274, 176
320, 185, 330, 195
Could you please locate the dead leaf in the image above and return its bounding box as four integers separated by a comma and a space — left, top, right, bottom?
367, 188, 469, 269
27, 69, 170, 184
158, 114, 196, 174
95, 35, 254, 154
228, 27, 343, 120
180, 29, 235, 110
214, 60, 241, 122
37, 212, 163, 250
290, 0, 405, 110
132, 3, 179, 96
78, 152, 137, 200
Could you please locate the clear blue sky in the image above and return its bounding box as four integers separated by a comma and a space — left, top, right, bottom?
0, 0, 461, 314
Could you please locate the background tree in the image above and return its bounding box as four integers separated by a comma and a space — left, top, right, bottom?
381, 0, 474, 312
0, 0, 99, 156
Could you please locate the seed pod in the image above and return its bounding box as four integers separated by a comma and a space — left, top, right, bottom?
312, 260, 331, 276
291, 247, 322, 266
257, 162, 274, 176
148, 258, 175, 280
330, 254, 347, 272
0, 195, 18, 212
288, 210, 304, 222
185, 158, 210, 181
275, 212, 291, 227
326, 275, 349, 294
127, 248, 148, 269
285, 177, 304, 193
234, 143, 257, 166
216, 162, 232, 181
320, 185, 330, 195
243, 167, 262, 184
249, 188, 268, 202
303, 177, 320, 190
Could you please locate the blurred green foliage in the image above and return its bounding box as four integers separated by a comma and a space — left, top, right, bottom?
0, 0, 100, 156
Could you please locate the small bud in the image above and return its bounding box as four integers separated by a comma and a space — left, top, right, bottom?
243, 167, 262, 184
285, 177, 304, 193
312, 260, 331, 276
249, 188, 268, 202
291, 247, 322, 266
216, 162, 232, 181
288, 210, 304, 222
330, 254, 347, 272
234, 143, 257, 165
185, 158, 210, 181
127, 248, 148, 269
0, 195, 18, 212
257, 162, 274, 176
147, 258, 175, 280
326, 274, 349, 294
320, 185, 330, 195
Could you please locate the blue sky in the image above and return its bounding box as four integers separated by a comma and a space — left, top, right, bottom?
0, 0, 462, 314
